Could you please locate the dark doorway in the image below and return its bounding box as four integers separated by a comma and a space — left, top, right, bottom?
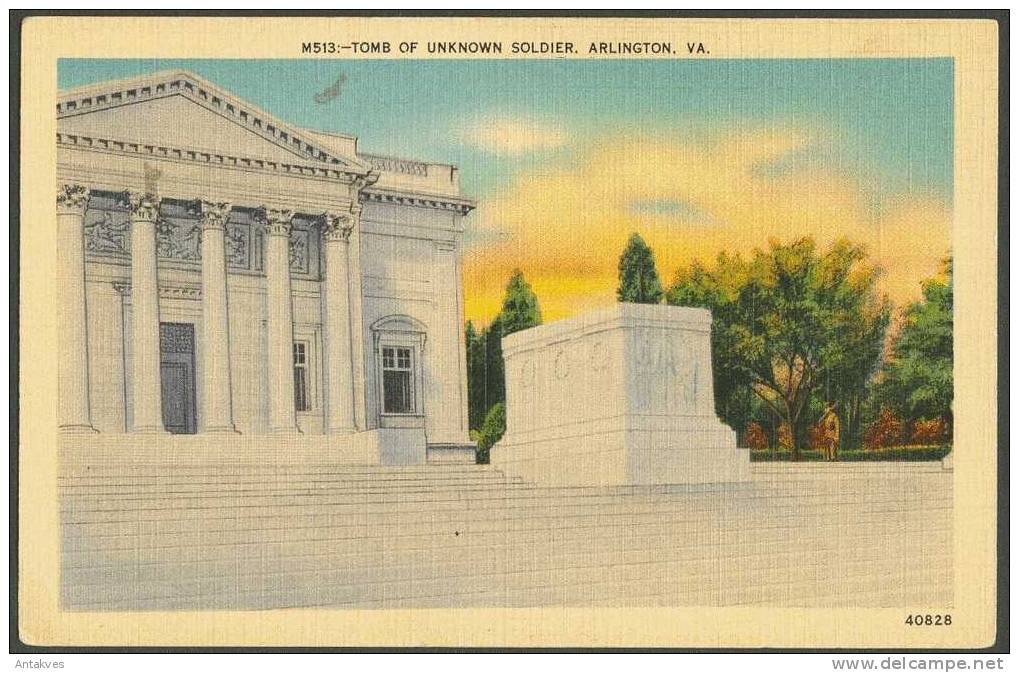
159, 322, 198, 434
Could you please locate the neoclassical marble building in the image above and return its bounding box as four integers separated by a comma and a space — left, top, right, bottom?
56, 70, 475, 463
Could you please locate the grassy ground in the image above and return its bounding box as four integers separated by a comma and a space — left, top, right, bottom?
749, 445, 951, 462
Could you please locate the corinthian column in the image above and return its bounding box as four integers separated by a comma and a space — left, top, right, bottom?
128, 192, 167, 433
57, 184, 97, 434
199, 201, 238, 433
263, 208, 300, 435
322, 209, 356, 434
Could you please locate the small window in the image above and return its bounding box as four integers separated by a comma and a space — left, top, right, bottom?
382, 346, 413, 414
293, 341, 310, 411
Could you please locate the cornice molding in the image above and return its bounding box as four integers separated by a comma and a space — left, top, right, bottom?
57, 72, 365, 171
57, 132, 361, 183
112, 282, 202, 301
361, 188, 475, 215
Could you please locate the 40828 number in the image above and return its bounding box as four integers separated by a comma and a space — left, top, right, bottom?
905, 614, 952, 626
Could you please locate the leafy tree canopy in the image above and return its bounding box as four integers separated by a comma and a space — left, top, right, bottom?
878, 258, 953, 424
667, 237, 890, 456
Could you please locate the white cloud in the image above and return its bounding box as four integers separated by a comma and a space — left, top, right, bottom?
461, 116, 568, 155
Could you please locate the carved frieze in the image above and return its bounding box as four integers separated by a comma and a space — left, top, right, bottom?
289, 229, 310, 274
81, 197, 319, 278
155, 217, 202, 261
84, 209, 131, 255
225, 222, 251, 269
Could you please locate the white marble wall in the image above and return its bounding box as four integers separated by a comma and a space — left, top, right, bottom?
81, 199, 470, 445
493, 303, 750, 486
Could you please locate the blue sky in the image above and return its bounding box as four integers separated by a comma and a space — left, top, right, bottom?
59, 58, 952, 200
59, 58, 954, 321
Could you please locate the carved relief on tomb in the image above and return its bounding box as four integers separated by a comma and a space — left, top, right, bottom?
632, 328, 700, 413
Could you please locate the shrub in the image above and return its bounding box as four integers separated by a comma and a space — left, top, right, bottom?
744, 422, 768, 450
864, 407, 905, 449
475, 402, 506, 464
777, 422, 793, 451
911, 418, 950, 445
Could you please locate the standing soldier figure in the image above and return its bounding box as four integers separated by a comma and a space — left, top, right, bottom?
819, 401, 841, 461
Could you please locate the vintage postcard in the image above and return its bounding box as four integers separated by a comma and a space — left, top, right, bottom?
15, 14, 1003, 650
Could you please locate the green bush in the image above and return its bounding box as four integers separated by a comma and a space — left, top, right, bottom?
475, 402, 506, 464
750, 445, 951, 462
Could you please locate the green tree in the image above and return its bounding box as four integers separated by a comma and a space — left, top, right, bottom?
483, 316, 506, 422
475, 402, 506, 464
465, 321, 489, 431
499, 269, 543, 336
617, 233, 664, 304
464, 270, 542, 434
667, 238, 889, 459
878, 258, 953, 430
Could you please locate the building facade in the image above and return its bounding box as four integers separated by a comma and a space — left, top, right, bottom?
56, 71, 475, 462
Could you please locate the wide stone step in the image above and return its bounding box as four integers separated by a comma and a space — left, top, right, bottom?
355, 566, 953, 610
64, 537, 951, 610
63, 511, 951, 588
59, 480, 946, 525
59, 473, 941, 509
63, 501, 949, 565
61, 463, 497, 476
58, 468, 516, 486
58, 464, 953, 609
57, 469, 934, 498
60, 480, 948, 522
58, 476, 526, 499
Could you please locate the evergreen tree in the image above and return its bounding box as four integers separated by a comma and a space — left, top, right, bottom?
617, 232, 664, 304
464, 321, 489, 432
464, 270, 543, 434
499, 269, 543, 336
483, 315, 506, 421
475, 402, 506, 464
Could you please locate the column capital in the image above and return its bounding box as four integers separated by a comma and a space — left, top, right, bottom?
126, 191, 160, 223
199, 201, 232, 231
57, 184, 90, 215
322, 211, 354, 242
263, 208, 295, 237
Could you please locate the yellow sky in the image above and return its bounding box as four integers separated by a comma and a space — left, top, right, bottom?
463, 127, 950, 326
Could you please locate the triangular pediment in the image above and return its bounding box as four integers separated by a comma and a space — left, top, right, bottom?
57, 71, 366, 170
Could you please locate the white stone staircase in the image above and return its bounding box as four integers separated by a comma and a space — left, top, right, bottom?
60, 462, 953, 610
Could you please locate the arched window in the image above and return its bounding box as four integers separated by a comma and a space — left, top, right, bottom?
370, 315, 427, 425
